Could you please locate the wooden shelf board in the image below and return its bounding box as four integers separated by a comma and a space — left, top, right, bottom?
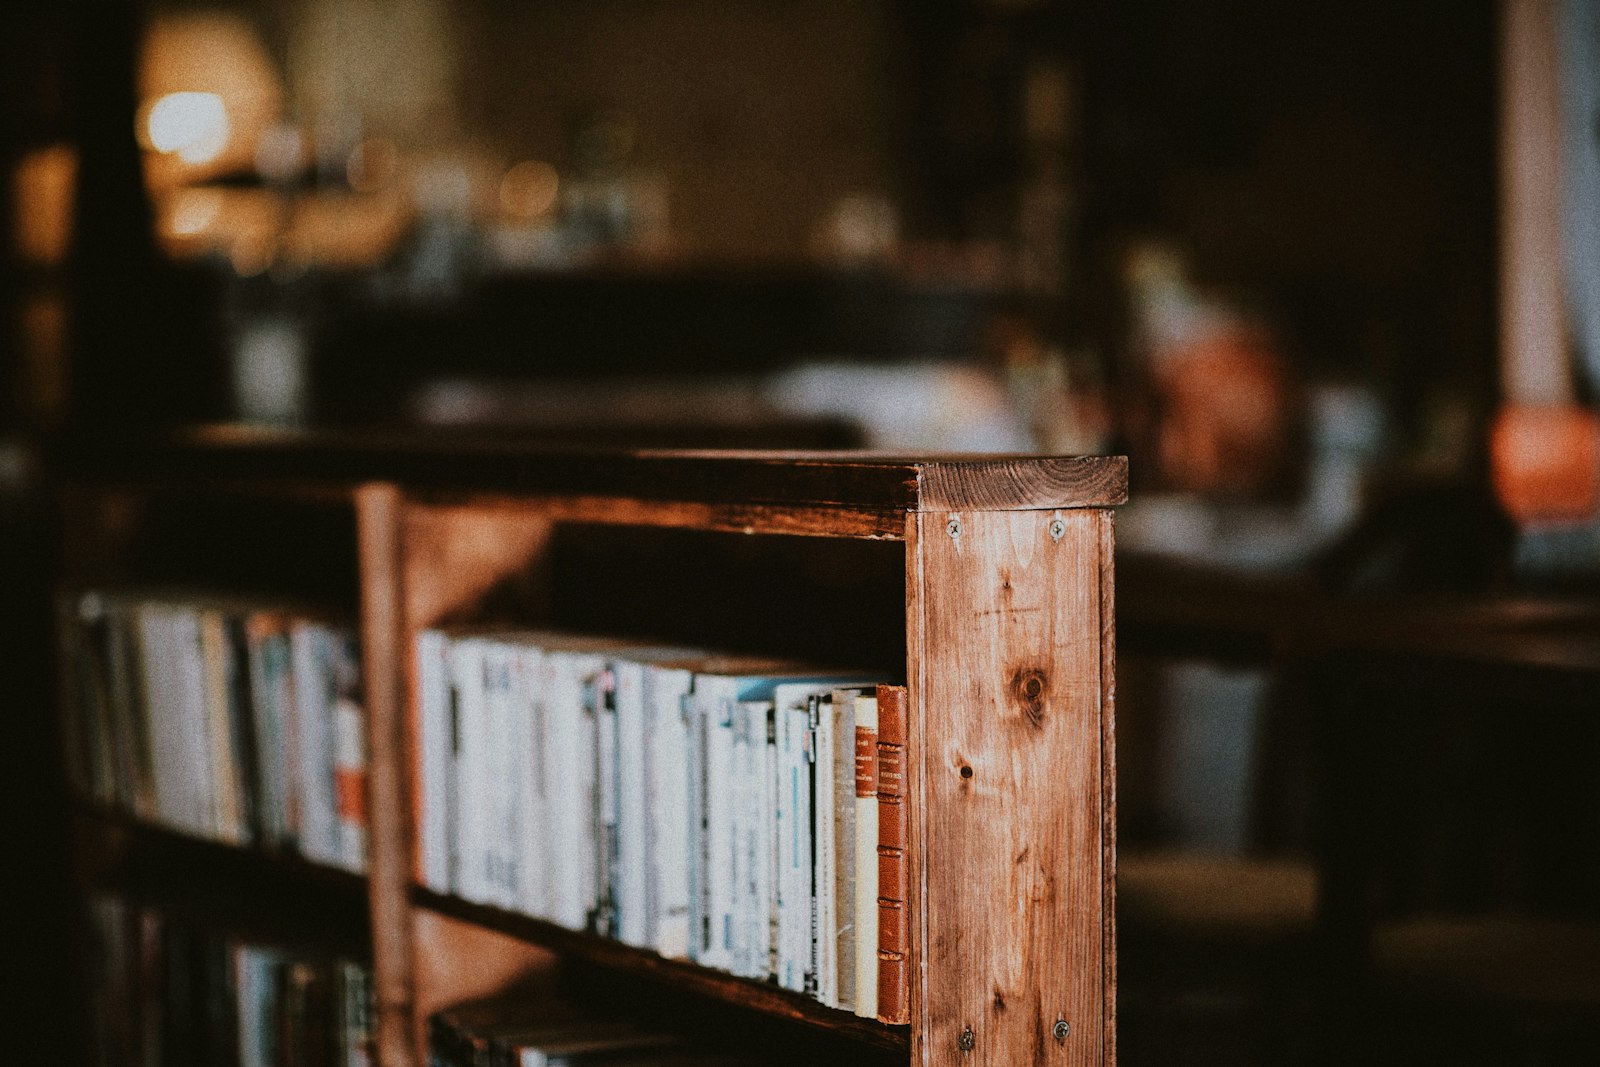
74, 805, 371, 959
55, 427, 1127, 514
410, 886, 910, 1053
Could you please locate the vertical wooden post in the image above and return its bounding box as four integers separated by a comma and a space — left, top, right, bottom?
1498, 0, 1568, 406
356, 482, 414, 1067
909, 507, 1111, 1066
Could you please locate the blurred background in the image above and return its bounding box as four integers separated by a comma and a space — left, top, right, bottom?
4, 0, 1599, 1063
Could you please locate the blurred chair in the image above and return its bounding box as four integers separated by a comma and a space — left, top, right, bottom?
1314, 643, 1600, 1065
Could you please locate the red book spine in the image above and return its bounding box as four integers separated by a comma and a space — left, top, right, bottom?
875, 684, 910, 1025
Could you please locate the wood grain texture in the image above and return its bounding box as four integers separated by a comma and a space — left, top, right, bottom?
412, 888, 910, 1052
404, 490, 905, 540
1097, 511, 1117, 1067
54, 428, 1126, 513
916, 457, 1126, 512
910, 508, 1106, 1067
356, 482, 414, 1067
72, 804, 370, 960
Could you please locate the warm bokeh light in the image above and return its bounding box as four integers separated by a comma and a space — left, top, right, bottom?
139, 13, 283, 185
499, 160, 559, 221
167, 188, 225, 237
12, 144, 76, 266
145, 92, 231, 165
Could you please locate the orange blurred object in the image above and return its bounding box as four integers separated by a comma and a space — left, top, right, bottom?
1153, 327, 1294, 496
1491, 404, 1600, 525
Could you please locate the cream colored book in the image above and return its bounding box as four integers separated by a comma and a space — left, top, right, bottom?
852, 689, 880, 1018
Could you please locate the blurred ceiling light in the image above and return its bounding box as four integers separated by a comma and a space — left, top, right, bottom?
500, 161, 560, 221
146, 92, 231, 164
140, 13, 283, 183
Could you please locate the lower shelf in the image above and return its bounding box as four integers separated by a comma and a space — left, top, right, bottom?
410, 885, 910, 1053
74, 805, 371, 960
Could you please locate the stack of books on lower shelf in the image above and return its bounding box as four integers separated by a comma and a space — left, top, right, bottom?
59, 591, 368, 874
431, 994, 761, 1067
415, 630, 911, 1024
86, 895, 374, 1066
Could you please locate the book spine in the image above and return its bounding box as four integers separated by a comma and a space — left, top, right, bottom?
199, 611, 242, 844
482, 643, 521, 907
647, 668, 693, 958
774, 704, 810, 993
516, 645, 548, 921
331, 630, 367, 875
593, 666, 620, 937
614, 661, 649, 948
450, 640, 487, 903
702, 690, 736, 970
830, 689, 858, 1012
415, 630, 451, 892
852, 692, 880, 1019
875, 683, 910, 1025
291, 624, 339, 866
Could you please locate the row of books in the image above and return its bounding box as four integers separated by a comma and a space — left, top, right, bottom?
431, 994, 757, 1067
60, 591, 369, 873
414, 630, 911, 1023
86, 896, 374, 1067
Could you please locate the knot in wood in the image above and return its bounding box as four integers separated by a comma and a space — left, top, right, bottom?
1010, 666, 1049, 728
958, 1026, 976, 1052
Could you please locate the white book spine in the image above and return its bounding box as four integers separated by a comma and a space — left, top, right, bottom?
647, 667, 694, 958
702, 683, 736, 971
737, 700, 775, 980
775, 703, 812, 993
415, 630, 451, 893
481, 642, 522, 907
810, 694, 835, 1004
728, 701, 752, 976
516, 644, 548, 920
594, 666, 620, 937
614, 660, 649, 947
291, 624, 339, 865
685, 681, 706, 962
543, 651, 602, 930
449, 639, 488, 902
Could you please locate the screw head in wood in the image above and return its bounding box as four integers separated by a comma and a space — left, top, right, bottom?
958, 1026, 976, 1052
1048, 517, 1065, 541
1053, 1019, 1070, 1041
947, 517, 962, 538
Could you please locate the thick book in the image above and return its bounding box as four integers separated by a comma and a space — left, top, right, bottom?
875, 683, 910, 1025
851, 690, 880, 1019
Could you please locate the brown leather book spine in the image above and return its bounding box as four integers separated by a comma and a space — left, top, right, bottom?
875, 683, 910, 1025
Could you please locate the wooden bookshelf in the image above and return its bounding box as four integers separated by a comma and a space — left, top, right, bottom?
73, 805, 371, 961
411, 885, 908, 1052
57, 430, 1126, 1067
